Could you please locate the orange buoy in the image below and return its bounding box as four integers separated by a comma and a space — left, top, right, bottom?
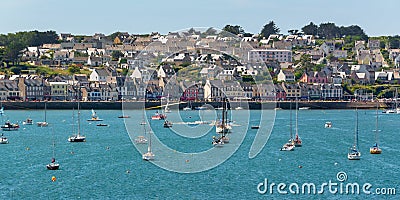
51, 176, 56, 182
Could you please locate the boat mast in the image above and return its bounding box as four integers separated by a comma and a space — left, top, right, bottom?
289, 100, 292, 139
295, 98, 298, 137
44, 102, 47, 123
77, 85, 81, 137
222, 98, 225, 136
355, 109, 358, 149
148, 129, 152, 153
375, 101, 379, 144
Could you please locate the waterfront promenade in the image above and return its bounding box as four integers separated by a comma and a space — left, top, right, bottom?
0, 100, 389, 110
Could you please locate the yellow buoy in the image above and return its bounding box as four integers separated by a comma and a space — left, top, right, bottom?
51, 176, 56, 182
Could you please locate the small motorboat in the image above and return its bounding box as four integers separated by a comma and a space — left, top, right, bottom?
23, 118, 33, 125
1, 121, 19, 131
118, 115, 130, 118
325, 121, 332, 128
151, 111, 166, 120
251, 125, 260, 129
163, 120, 172, 128
96, 124, 108, 127
1, 134, 8, 144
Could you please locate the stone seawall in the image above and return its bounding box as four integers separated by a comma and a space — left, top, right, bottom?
0, 101, 388, 110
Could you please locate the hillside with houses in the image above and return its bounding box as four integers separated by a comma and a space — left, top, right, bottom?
0, 25, 400, 102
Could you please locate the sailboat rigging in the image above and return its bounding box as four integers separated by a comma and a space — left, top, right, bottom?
348, 109, 361, 160
136, 109, 148, 144
213, 98, 229, 146
47, 128, 60, 170
280, 100, 295, 151
294, 98, 302, 147
142, 127, 155, 161
370, 102, 382, 154
37, 102, 48, 127
68, 97, 86, 142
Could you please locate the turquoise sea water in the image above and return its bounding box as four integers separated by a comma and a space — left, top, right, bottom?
0, 109, 398, 199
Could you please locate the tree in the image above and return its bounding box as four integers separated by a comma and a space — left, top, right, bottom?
301, 22, 318, 36
318, 22, 340, 39
260, 21, 280, 39
222, 25, 244, 35
339, 25, 368, 40
68, 65, 80, 74
111, 50, 124, 60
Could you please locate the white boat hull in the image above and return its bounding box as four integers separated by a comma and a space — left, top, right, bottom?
142, 152, 155, 161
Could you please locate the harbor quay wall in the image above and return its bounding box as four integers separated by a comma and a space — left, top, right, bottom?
0, 101, 389, 110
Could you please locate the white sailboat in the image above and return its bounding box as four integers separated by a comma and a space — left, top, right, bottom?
0, 133, 8, 144
68, 102, 86, 142
136, 112, 148, 144
370, 102, 382, 154
235, 98, 243, 110
215, 99, 232, 134
164, 95, 171, 113
382, 88, 400, 114
37, 102, 48, 127
23, 118, 33, 125
281, 101, 295, 151
183, 101, 192, 111
213, 98, 229, 146
87, 109, 103, 121
47, 129, 60, 170
348, 109, 361, 160
142, 129, 155, 161
293, 99, 302, 147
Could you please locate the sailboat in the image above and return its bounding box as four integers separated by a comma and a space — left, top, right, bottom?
164, 95, 171, 113
68, 102, 86, 142
37, 102, 48, 127
348, 109, 361, 160
142, 129, 155, 161
235, 98, 243, 110
135, 118, 148, 144
382, 88, 399, 114
213, 98, 229, 146
0, 133, 8, 144
183, 101, 192, 111
370, 102, 382, 154
23, 118, 33, 125
87, 109, 103, 121
215, 98, 232, 134
46, 129, 60, 170
280, 101, 295, 151
293, 99, 302, 147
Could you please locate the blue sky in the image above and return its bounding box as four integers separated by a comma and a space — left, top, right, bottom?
0, 0, 399, 36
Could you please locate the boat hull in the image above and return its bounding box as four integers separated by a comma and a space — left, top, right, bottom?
68, 136, 86, 142
0, 138, 8, 144
348, 152, 361, 160
37, 122, 48, 127
142, 152, 155, 161
46, 163, 60, 170
370, 147, 382, 154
